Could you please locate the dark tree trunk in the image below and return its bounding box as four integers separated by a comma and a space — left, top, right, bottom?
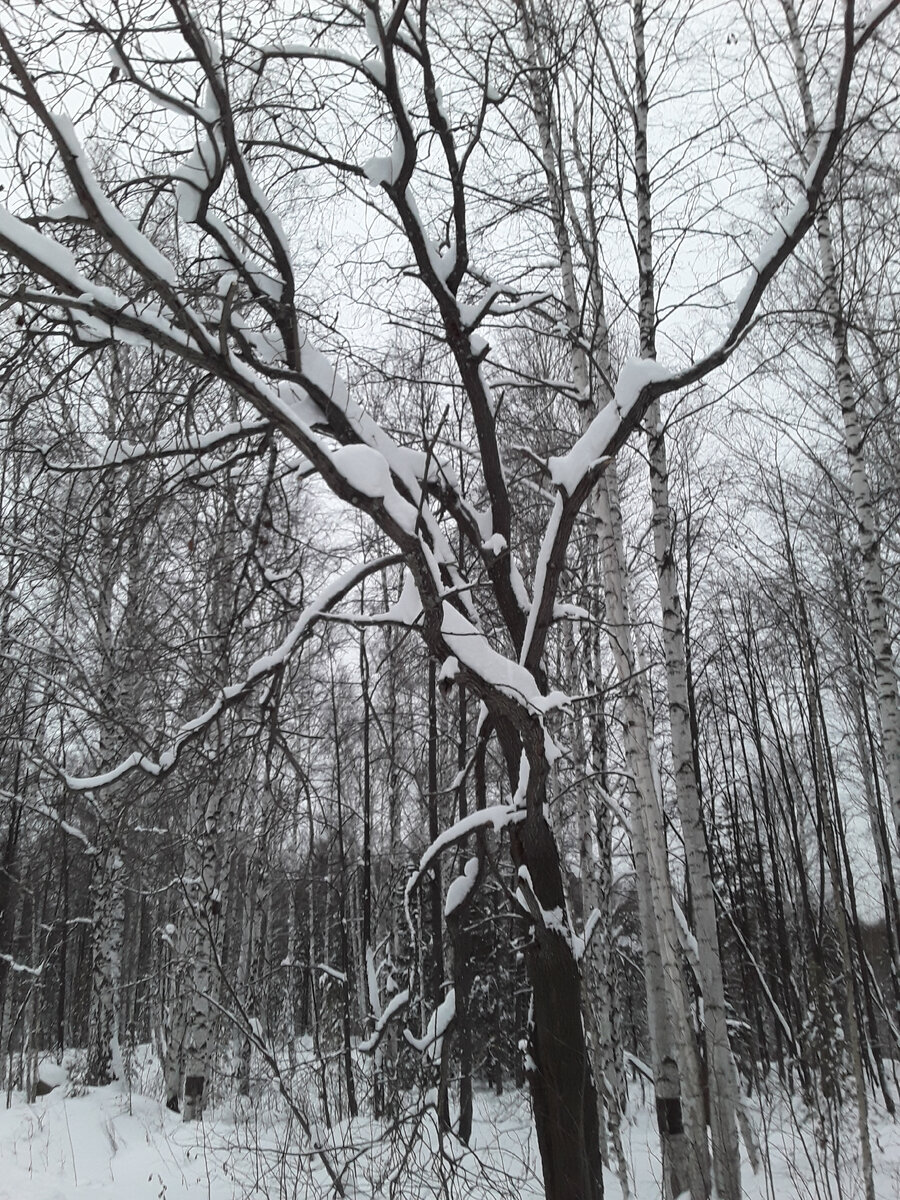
427, 659, 450, 1131
332, 685, 358, 1120
501, 721, 603, 1200
453, 684, 474, 1145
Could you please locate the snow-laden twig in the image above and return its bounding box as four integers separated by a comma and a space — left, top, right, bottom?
404, 988, 456, 1062
358, 988, 410, 1054
47, 420, 273, 473
0, 953, 43, 976
404, 804, 525, 907
64, 554, 400, 790
5, 792, 97, 853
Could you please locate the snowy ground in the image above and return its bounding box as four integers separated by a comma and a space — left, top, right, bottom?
1, 1059, 899, 1199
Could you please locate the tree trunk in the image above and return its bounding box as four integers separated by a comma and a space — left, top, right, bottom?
585, 554, 631, 1194
521, 6, 709, 1184
86, 844, 124, 1086
597, 469, 710, 1200
449, 680, 475, 1145
162, 910, 188, 1112
507, 738, 603, 1200
332, 692, 358, 1121
629, 0, 744, 1187
181, 785, 227, 1121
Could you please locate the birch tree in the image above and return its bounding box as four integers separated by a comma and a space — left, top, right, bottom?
625, 3, 745, 1192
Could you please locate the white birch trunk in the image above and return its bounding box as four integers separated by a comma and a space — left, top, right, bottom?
559, 616, 622, 1178
630, 0, 745, 1176
645, 395, 749, 1191
0, 890, 25, 1091
87, 845, 125, 1085
521, 11, 708, 1188
236, 845, 268, 1097
598, 470, 710, 1200
585, 555, 632, 1188
162, 912, 189, 1110
520, 15, 631, 1183
384, 617, 402, 1085
181, 783, 230, 1121
86, 407, 128, 1089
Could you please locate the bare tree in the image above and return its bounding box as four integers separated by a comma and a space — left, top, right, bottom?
0, 1, 897, 1195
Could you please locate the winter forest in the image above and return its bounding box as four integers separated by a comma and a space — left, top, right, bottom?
1, 0, 899, 1197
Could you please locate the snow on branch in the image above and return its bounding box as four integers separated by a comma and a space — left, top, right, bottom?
49, 113, 180, 287
444, 855, 479, 917
316, 962, 348, 984
92, 421, 272, 470
405, 804, 525, 918
441, 605, 568, 718
0, 48, 472, 598
358, 988, 411, 1054
548, 359, 672, 495
3, 790, 98, 852
63, 554, 400, 791
404, 988, 456, 1061
0, 953, 43, 976
515, 864, 573, 950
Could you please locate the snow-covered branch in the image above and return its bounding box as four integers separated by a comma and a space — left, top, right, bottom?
63, 554, 400, 790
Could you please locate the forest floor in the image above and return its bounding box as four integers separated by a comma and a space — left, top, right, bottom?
1, 1056, 899, 1199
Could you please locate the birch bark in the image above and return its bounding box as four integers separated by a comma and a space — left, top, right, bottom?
181, 782, 228, 1120
560, 612, 625, 1181
86, 379, 129, 1088
630, 1, 744, 1192
162, 912, 189, 1110
585, 555, 631, 1187
87, 844, 125, 1085
598, 470, 711, 1200
236, 837, 269, 1098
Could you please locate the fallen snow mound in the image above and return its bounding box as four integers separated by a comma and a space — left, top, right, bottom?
0, 1085, 238, 1200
